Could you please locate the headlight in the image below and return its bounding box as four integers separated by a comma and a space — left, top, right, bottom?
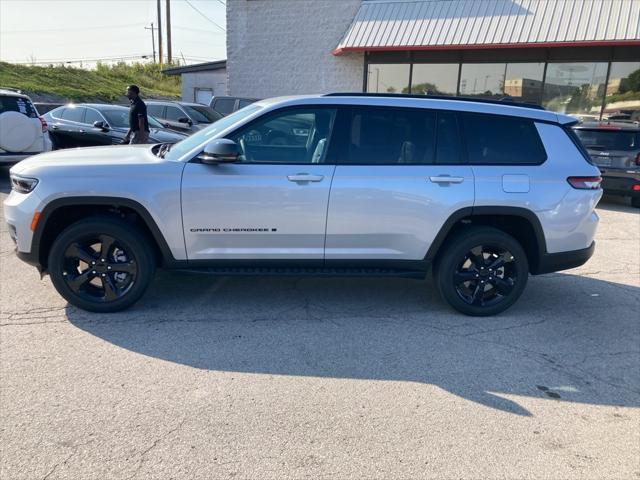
10, 174, 39, 194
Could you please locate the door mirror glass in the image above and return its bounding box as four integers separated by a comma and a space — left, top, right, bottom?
178, 116, 192, 125
197, 139, 240, 164
93, 120, 108, 130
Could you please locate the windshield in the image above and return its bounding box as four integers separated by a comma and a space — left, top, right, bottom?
575, 129, 639, 151
183, 105, 222, 124
164, 105, 262, 161
101, 108, 163, 129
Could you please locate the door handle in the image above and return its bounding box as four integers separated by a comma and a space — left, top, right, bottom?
51, 125, 59, 130
287, 174, 324, 182
430, 176, 464, 184
79, 129, 86, 134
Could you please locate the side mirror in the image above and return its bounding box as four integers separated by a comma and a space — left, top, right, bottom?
197, 139, 240, 164
93, 121, 109, 130
178, 117, 192, 125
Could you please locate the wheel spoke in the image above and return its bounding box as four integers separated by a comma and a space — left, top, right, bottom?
468, 250, 486, 270
487, 253, 509, 270
471, 282, 484, 306
99, 235, 116, 260
67, 269, 93, 291
454, 271, 477, 285
65, 243, 96, 264
492, 277, 515, 295
108, 262, 136, 274
101, 275, 119, 301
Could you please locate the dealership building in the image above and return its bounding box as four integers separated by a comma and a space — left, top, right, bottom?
227, 0, 640, 119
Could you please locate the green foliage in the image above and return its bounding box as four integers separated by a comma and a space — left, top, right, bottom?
619, 69, 640, 93
0, 62, 181, 102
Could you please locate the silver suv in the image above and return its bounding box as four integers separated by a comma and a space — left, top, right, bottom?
4, 94, 603, 316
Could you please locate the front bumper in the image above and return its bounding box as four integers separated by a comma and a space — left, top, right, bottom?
534, 242, 595, 275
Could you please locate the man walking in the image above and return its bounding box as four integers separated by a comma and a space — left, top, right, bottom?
124, 85, 150, 144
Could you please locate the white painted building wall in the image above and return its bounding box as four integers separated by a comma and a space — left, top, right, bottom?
181, 69, 228, 103
227, 0, 363, 98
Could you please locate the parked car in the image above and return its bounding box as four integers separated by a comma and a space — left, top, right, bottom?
0, 88, 52, 164
146, 100, 222, 134
573, 122, 640, 207
34, 103, 64, 115
209, 95, 258, 116
43, 104, 187, 149
5, 93, 602, 316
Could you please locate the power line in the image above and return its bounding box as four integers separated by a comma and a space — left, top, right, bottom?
184, 0, 225, 32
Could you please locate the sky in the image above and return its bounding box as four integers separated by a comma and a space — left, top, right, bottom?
0, 0, 227, 67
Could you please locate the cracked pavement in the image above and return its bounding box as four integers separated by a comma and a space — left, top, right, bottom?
1, 166, 639, 479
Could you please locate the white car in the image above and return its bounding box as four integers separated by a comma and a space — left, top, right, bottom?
0, 89, 52, 164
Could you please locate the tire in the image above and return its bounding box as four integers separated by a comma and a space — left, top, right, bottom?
48, 216, 155, 313
434, 227, 529, 316
631, 197, 640, 208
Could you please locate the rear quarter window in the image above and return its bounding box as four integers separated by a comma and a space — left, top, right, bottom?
461, 113, 547, 165
0, 96, 38, 118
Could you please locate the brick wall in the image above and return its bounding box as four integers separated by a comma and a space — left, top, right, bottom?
227, 0, 363, 98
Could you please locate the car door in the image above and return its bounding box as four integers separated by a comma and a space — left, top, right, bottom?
164, 105, 192, 132
147, 104, 166, 126
82, 108, 111, 146
325, 106, 475, 263
181, 106, 338, 263
55, 107, 86, 148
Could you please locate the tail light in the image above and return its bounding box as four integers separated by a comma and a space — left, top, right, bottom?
567, 176, 602, 190
39, 116, 48, 133
632, 184, 640, 192
635, 152, 640, 166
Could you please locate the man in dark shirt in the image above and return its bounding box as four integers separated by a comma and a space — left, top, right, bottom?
124, 85, 150, 144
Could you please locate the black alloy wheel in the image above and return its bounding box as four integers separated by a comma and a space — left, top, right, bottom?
436, 227, 529, 316
48, 217, 155, 312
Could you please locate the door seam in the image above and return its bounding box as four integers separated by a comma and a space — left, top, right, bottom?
322, 165, 338, 266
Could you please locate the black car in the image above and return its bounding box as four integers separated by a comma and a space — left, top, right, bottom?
573, 122, 640, 208
146, 101, 222, 134
209, 96, 258, 116
44, 104, 187, 149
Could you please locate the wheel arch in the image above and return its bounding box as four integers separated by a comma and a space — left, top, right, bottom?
425, 206, 548, 275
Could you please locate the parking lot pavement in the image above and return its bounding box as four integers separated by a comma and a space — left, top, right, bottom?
1, 166, 639, 480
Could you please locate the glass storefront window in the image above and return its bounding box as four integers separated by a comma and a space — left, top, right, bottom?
543, 62, 608, 118
603, 62, 640, 122
503, 63, 545, 104
366, 64, 410, 94
459, 63, 506, 98
410, 64, 459, 96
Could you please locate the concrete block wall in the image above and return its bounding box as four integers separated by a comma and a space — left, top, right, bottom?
181, 70, 227, 102
227, 0, 363, 98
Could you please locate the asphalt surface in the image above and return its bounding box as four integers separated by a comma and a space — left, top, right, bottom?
1, 165, 639, 479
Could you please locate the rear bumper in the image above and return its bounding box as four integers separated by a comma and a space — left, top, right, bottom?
601, 172, 640, 198
534, 242, 595, 275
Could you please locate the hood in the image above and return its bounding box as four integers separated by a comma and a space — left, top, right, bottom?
11, 144, 167, 176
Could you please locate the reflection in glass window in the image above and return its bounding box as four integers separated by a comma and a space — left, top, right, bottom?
459, 63, 506, 98
411, 64, 458, 96
542, 62, 608, 117
503, 63, 545, 104
366, 64, 410, 94
603, 62, 640, 122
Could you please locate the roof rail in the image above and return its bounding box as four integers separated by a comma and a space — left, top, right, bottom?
0, 87, 24, 94
323, 92, 546, 111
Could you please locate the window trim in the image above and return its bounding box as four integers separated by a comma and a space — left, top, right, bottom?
220, 105, 341, 166
459, 111, 549, 166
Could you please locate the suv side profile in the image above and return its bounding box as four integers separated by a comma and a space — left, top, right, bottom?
0, 89, 52, 164
4, 94, 602, 316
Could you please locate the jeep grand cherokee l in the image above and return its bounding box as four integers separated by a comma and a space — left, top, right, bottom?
4, 94, 602, 316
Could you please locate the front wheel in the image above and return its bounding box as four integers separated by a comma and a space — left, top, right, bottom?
48, 217, 156, 312
435, 227, 529, 316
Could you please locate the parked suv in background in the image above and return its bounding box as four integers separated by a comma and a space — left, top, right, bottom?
0, 89, 52, 164
209, 95, 258, 116
147, 101, 222, 134
4, 94, 602, 316
573, 122, 640, 208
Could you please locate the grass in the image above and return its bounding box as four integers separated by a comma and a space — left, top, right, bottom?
0, 62, 181, 102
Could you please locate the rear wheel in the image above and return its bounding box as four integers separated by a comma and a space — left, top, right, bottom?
48, 217, 155, 312
435, 227, 529, 316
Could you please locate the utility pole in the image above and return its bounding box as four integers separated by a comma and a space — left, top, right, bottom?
144, 23, 156, 63
166, 0, 172, 64
157, 0, 163, 66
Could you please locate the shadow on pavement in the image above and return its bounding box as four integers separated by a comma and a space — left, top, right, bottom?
67, 271, 640, 417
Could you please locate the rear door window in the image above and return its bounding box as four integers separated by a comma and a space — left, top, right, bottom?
461, 113, 547, 165
61, 107, 85, 123
0, 96, 38, 118
574, 129, 639, 151
344, 107, 436, 164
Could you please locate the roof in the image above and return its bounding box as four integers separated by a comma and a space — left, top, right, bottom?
334, 0, 640, 54
0, 88, 29, 98
254, 93, 572, 124
162, 60, 226, 75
